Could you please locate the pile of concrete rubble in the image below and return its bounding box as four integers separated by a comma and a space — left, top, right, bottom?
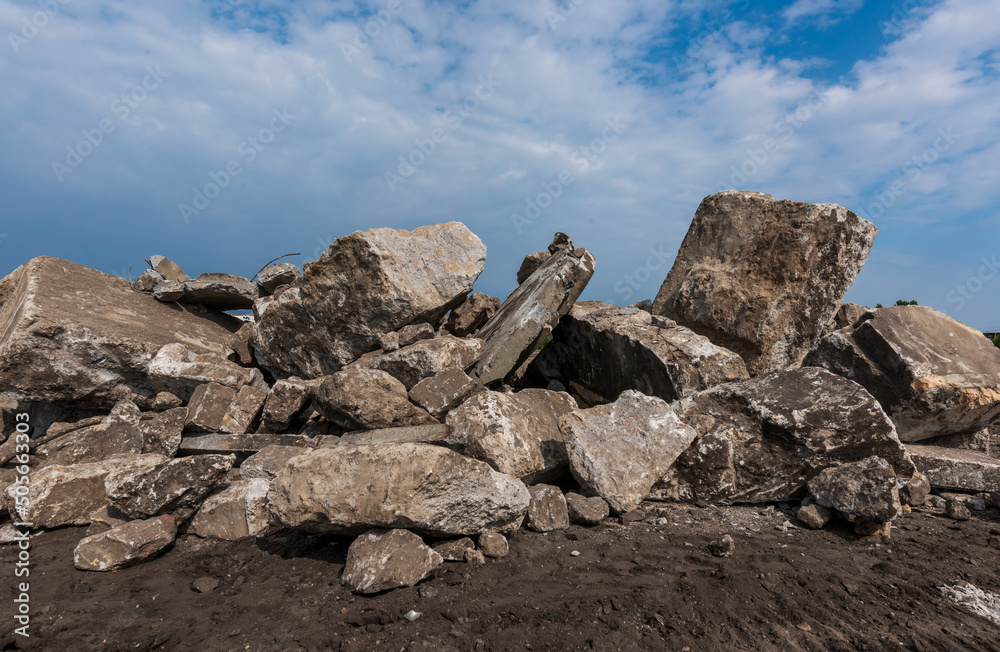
2, 190, 999, 593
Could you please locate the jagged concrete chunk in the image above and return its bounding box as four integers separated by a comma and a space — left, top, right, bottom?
105, 454, 235, 520
474, 245, 595, 386
807, 456, 902, 524
533, 301, 748, 403
181, 273, 259, 311
132, 269, 163, 293
74, 514, 177, 571
268, 443, 529, 536
2, 454, 167, 528
447, 389, 578, 483
153, 279, 185, 302
517, 251, 552, 285
337, 424, 462, 450
312, 369, 435, 430
397, 324, 436, 348
260, 379, 315, 432
252, 222, 486, 378
906, 445, 1000, 493
178, 433, 321, 456
560, 390, 698, 514
565, 493, 610, 525
446, 292, 501, 338
37, 400, 144, 467
526, 484, 569, 532
805, 306, 1000, 441
652, 191, 877, 375
185, 383, 237, 433
150, 255, 190, 282
257, 263, 301, 294
349, 336, 483, 390
341, 529, 443, 594
409, 367, 478, 417
189, 479, 277, 539
239, 445, 310, 481
652, 367, 915, 505
219, 384, 268, 434
0, 257, 240, 409
433, 537, 476, 561
148, 343, 262, 396
137, 407, 186, 457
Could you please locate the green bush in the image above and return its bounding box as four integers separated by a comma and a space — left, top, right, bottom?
895, 299, 918, 306
993, 334, 1000, 349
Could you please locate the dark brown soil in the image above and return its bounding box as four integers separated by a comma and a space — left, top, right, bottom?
4, 502, 1000, 652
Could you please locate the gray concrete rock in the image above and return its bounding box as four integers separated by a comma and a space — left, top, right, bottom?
532, 301, 749, 403
446, 292, 501, 338
188, 479, 277, 539
447, 389, 578, 483
398, 324, 437, 348
517, 251, 551, 285
409, 367, 478, 418
37, 400, 144, 467
797, 504, 832, 529
152, 279, 185, 302
805, 306, 1000, 441
312, 369, 435, 430
2, 454, 166, 528
185, 383, 237, 433
560, 390, 697, 514
151, 392, 183, 411
652, 367, 915, 505
906, 445, 1000, 493
652, 191, 877, 376
73, 514, 177, 571
137, 406, 186, 457
257, 263, 301, 294
337, 424, 461, 449
526, 484, 569, 532
0, 257, 240, 409
478, 532, 509, 558
565, 493, 610, 526
132, 269, 164, 292
239, 445, 308, 481
349, 336, 483, 390
946, 496, 972, 521
432, 537, 475, 561
228, 323, 256, 366
105, 454, 235, 520
341, 528, 443, 594
807, 456, 902, 524
148, 343, 262, 397
149, 255, 190, 282
252, 222, 486, 378
260, 379, 314, 432
474, 245, 596, 386
900, 471, 931, 506
219, 385, 268, 434
268, 443, 529, 536
181, 273, 259, 311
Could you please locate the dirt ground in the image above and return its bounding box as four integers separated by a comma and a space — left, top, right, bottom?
3, 500, 1000, 652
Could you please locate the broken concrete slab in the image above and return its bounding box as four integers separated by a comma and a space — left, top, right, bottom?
73, 514, 177, 571
260, 379, 315, 432
148, 343, 263, 397
905, 445, 1000, 493
105, 454, 236, 520
805, 306, 1000, 441
252, 222, 486, 378
408, 367, 478, 417
181, 273, 260, 311
188, 479, 277, 540
137, 407, 186, 457
311, 368, 435, 430
652, 367, 915, 505
132, 268, 163, 293
473, 245, 596, 386
652, 191, 877, 376
446, 292, 501, 338
447, 389, 578, 483
36, 400, 144, 467
152, 279, 185, 302
337, 424, 462, 450
185, 383, 237, 433
268, 443, 529, 537
150, 255, 190, 282
565, 493, 610, 526
219, 385, 268, 434
560, 390, 697, 514
239, 445, 310, 482
807, 456, 902, 524
532, 301, 749, 403
257, 263, 301, 294
349, 336, 483, 390
341, 528, 443, 594
0, 257, 241, 409
178, 433, 322, 457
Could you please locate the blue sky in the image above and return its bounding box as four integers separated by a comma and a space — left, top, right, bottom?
1, 0, 998, 330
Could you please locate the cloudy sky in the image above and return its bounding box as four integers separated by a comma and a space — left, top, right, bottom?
1, 0, 998, 330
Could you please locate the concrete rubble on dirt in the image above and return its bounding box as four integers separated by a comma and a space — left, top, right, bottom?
1, 196, 997, 596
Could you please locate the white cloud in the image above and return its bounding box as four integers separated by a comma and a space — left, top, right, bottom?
782, 0, 865, 25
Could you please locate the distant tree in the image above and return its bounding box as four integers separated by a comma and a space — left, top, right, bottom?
993, 334, 1000, 349
895, 300, 918, 306
875, 303, 883, 309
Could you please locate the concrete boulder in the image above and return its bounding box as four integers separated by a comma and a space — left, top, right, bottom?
807, 456, 902, 524
532, 301, 748, 403
446, 292, 501, 337
560, 390, 698, 514
474, 244, 596, 386
37, 400, 144, 467
105, 454, 235, 520
652, 191, 877, 376
252, 222, 486, 378
349, 336, 483, 390
311, 369, 435, 430
905, 445, 1000, 493
408, 367, 478, 418
652, 367, 915, 505
0, 257, 241, 409
805, 306, 1000, 441
181, 273, 260, 311
341, 528, 443, 594
447, 389, 579, 483
73, 515, 177, 571
188, 479, 277, 539
239, 445, 308, 481
257, 263, 301, 294
526, 484, 569, 532
268, 443, 529, 536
